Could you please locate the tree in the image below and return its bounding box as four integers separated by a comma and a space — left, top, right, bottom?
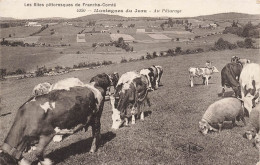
244, 38, 253, 48
175, 47, 182, 54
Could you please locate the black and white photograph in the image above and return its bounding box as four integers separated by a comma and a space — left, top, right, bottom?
0, 0, 260, 164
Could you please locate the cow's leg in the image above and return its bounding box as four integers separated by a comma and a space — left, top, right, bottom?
222, 86, 225, 97
90, 100, 104, 153
26, 134, 55, 165
146, 97, 151, 107
232, 119, 237, 127
218, 123, 223, 132
131, 107, 136, 124
125, 118, 129, 126
190, 76, 194, 87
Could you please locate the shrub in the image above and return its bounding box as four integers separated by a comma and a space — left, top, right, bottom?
175, 47, 182, 54
92, 43, 97, 47
152, 51, 158, 58
120, 58, 127, 63
146, 53, 152, 59
244, 38, 254, 48
196, 48, 204, 53
76, 51, 80, 54
214, 38, 236, 50
140, 56, 145, 60
166, 49, 175, 56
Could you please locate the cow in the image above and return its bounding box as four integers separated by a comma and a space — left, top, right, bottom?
32, 82, 52, 96
155, 65, 163, 88
221, 63, 243, 97
111, 74, 151, 130
0, 85, 103, 165
0, 75, 110, 165
240, 63, 260, 115
148, 66, 158, 90
189, 66, 219, 87
140, 69, 154, 91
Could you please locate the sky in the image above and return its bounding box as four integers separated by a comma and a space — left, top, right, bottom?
0, 0, 259, 19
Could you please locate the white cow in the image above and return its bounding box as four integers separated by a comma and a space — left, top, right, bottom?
240, 63, 260, 115
189, 66, 219, 87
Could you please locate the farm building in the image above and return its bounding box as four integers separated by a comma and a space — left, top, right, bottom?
101, 29, 110, 33
77, 34, 86, 43
25, 22, 42, 27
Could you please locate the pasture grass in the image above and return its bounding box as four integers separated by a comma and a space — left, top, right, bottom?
0, 48, 260, 164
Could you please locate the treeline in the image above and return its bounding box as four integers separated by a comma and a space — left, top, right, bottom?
92, 37, 134, 52
212, 37, 255, 50
30, 24, 49, 36
0, 22, 25, 28
223, 22, 260, 38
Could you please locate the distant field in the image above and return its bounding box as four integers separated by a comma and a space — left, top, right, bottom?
0, 49, 259, 165
0, 26, 41, 38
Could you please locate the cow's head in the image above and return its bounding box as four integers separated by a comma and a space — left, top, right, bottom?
111, 83, 136, 130
231, 56, 240, 63
109, 72, 119, 88
90, 73, 111, 95
211, 66, 219, 73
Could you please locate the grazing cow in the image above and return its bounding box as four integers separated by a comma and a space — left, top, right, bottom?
32, 82, 52, 96
148, 65, 159, 90
240, 63, 260, 115
221, 63, 243, 97
231, 56, 240, 63
111, 74, 151, 130
189, 66, 219, 87
199, 97, 246, 135
140, 69, 154, 90
155, 65, 163, 88
0, 85, 103, 165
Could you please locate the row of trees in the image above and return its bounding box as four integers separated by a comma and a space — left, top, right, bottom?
223, 22, 259, 38
213, 38, 254, 50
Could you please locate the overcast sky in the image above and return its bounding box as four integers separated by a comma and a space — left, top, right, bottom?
0, 0, 259, 19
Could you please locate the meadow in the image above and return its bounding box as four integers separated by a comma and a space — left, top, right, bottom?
0, 48, 260, 165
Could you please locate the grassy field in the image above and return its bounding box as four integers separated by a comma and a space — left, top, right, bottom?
0, 48, 260, 165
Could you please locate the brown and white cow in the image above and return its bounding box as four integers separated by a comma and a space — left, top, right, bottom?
0, 75, 110, 165
111, 74, 151, 130
240, 63, 260, 115
189, 66, 219, 87
221, 62, 243, 97
140, 69, 154, 91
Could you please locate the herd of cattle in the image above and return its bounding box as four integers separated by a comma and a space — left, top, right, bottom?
0, 65, 163, 165
0, 56, 260, 164
191, 55, 260, 164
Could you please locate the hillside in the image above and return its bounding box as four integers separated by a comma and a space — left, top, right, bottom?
70, 14, 126, 21
197, 12, 260, 20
